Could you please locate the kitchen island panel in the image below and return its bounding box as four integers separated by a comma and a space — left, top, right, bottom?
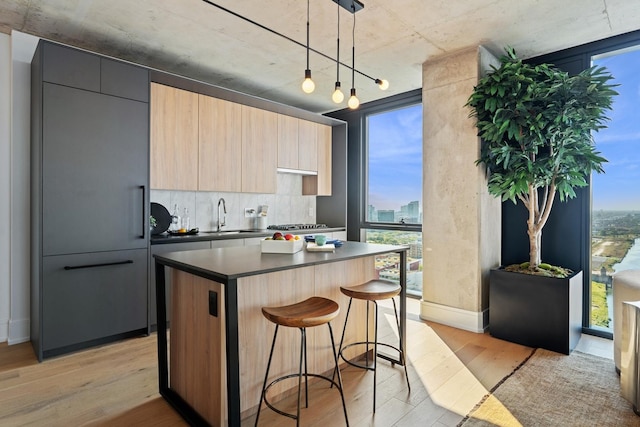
170, 269, 226, 427
314, 257, 377, 371
237, 266, 316, 415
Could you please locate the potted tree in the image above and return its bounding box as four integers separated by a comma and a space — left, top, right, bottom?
466, 47, 618, 354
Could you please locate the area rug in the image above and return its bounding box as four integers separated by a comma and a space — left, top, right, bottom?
458, 348, 640, 427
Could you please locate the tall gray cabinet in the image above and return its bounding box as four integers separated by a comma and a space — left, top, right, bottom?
31, 40, 150, 360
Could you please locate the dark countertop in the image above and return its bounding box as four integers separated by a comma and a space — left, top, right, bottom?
150, 227, 346, 245
153, 241, 407, 282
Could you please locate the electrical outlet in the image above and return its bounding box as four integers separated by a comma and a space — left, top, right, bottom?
309, 207, 314, 217
244, 208, 256, 218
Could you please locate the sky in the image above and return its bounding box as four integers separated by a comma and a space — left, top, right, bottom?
592, 47, 640, 211
367, 103, 423, 211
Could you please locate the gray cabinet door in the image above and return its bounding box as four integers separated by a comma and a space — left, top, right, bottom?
41, 249, 148, 351
42, 83, 149, 255
101, 58, 149, 102
42, 42, 100, 92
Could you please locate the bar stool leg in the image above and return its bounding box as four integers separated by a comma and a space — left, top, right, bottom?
255, 324, 279, 427
328, 322, 350, 426
296, 328, 306, 426
303, 327, 309, 409
332, 298, 353, 386
365, 301, 370, 367
373, 301, 378, 413
392, 298, 411, 391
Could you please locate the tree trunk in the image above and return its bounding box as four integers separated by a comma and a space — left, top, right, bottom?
528, 228, 542, 269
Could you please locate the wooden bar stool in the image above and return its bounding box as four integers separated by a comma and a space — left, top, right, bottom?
255, 296, 349, 427
334, 279, 410, 412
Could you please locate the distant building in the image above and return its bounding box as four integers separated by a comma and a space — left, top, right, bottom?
408, 242, 422, 258
408, 201, 420, 219
378, 210, 395, 222
368, 205, 377, 221
399, 200, 421, 223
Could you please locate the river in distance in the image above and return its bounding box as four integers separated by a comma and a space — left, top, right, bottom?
613, 238, 640, 272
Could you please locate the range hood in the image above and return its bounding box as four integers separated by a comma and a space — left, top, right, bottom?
276, 167, 318, 176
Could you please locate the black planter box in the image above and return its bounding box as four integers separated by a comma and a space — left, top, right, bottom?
489, 268, 583, 354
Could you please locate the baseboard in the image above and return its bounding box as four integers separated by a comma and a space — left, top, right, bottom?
0, 317, 7, 342
419, 300, 488, 333
8, 317, 30, 344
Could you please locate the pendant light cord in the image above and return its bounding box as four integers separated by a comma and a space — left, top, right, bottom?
200, 0, 379, 82
336, 3, 340, 82
351, 12, 356, 89
306, 0, 310, 70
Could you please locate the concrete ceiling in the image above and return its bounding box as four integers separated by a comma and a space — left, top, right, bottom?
1, 0, 639, 113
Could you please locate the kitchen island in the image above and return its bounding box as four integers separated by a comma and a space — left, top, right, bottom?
154, 241, 408, 426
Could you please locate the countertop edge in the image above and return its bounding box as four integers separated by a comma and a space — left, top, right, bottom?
153, 242, 408, 282
150, 227, 346, 245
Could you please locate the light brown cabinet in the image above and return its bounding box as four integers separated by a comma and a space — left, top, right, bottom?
151, 83, 331, 195
303, 124, 332, 195
277, 116, 326, 174
277, 114, 299, 170
242, 105, 278, 193
297, 119, 319, 172
150, 83, 199, 190
198, 95, 242, 192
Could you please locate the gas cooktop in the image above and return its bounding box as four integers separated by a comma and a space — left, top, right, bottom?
267, 224, 328, 231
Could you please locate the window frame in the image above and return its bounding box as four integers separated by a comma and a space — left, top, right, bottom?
359, 94, 423, 234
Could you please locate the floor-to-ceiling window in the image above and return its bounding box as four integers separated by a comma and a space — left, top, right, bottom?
361, 103, 423, 296
590, 46, 640, 333
529, 30, 640, 338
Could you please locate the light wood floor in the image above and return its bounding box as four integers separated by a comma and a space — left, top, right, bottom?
0, 299, 612, 427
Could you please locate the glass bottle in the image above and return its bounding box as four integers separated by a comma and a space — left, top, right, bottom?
170, 204, 181, 231
182, 207, 190, 231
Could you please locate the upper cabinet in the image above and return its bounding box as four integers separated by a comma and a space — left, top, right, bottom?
303, 124, 332, 196
150, 83, 332, 195
277, 114, 299, 170
277, 116, 326, 175
150, 83, 199, 190
297, 119, 319, 172
198, 95, 242, 192
242, 105, 278, 193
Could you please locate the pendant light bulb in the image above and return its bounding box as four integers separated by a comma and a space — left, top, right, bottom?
348, 88, 360, 109
302, 69, 315, 94
332, 82, 344, 103
376, 78, 390, 90
301, 0, 314, 94
332, 3, 343, 104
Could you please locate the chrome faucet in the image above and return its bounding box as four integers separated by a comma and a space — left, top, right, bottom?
217, 198, 227, 232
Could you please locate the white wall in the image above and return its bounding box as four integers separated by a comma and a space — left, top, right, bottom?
6, 31, 38, 344
0, 33, 11, 342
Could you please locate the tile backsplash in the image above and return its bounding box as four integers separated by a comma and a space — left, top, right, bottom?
150, 173, 316, 231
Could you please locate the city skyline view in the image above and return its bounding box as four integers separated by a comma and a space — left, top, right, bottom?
367, 103, 423, 212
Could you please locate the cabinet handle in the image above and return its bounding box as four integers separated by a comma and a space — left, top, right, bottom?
64, 260, 134, 270
140, 185, 146, 239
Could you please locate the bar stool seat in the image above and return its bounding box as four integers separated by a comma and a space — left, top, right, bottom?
255, 296, 349, 427
335, 279, 410, 413
262, 296, 340, 328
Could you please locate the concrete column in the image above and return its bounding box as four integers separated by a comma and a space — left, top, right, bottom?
420, 46, 501, 333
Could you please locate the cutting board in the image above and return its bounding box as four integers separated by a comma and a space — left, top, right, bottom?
306, 243, 335, 252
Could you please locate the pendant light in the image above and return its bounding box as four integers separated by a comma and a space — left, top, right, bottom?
347, 10, 360, 109
331, 2, 344, 104
301, 0, 315, 94
376, 78, 390, 90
